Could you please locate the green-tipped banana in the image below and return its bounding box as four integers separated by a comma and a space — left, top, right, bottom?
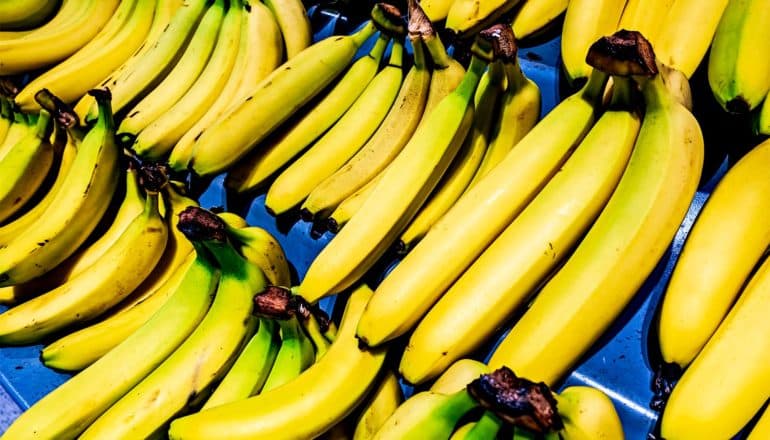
373, 389, 479, 439
225, 222, 292, 287
758, 93, 770, 135
261, 315, 316, 392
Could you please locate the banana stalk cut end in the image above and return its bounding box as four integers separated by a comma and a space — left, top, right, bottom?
34, 89, 79, 128
253, 286, 332, 332
479, 24, 518, 63
586, 30, 658, 77
372, 3, 405, 36
138, 163, 170, 193
177, 206, 227, 242
407, 0, 434, 39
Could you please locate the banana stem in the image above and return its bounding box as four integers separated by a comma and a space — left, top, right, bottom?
351, 21, 378, 48
0, 98, 11, 119
89, 89, 115, 131
410, 34, 427, 69
32, 109, 53, 140
388, 38, 404, 67
466, 411, 503, 440
581, 69, 610, 106
607, 76, 637, 109
368, 33, 391, 62
423, 34, 453, 69
371, 3, 406, 37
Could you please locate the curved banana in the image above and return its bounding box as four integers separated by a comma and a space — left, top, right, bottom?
301, 35, 430, 220
0, 0, 59, 30
487, 34, 704, 386
263, 0, 311, 59
707, 0, 770, 113
560, 0, 625, 84
0, 188, 168, 344
0, 0, 120, 75
202, 318, 280, 409
748, 405, 770, 440
168, 0, 283, 171
445, 0, 523, 37
168, 283, 387, 440
328, 170, 383, 232
0, 0, 82, 40
355, 69, 607, 347
352, 370, 404, 440
224, 223, 292, 287
0, 109, 54, 223
119, 0, 226, 139
661, 252, 770, 439
266, 40, 404, 215
224, 31, 388, 191
1, 242, 219, 440
658, 138, 770, 368
80, 208, 266, 440
14, 0, 155, 111
430, 359, 490, 395
655, 0, 730, 78
216, 211, 248, 228
373, 388, 479, 439
617, 0, 675, 47
260, 315, 316, 392
556, 386, 625, 440
511, 0, 568, 40
0, 89, 119, 287
189, 19, 378, 176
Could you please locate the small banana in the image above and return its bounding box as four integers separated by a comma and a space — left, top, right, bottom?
511, 0, 568, 40
168, 284, 388, 440
556, 386, 625, 440
748, 405, 770, 440
263, 0, 311, 59
0, 0, 59, 30
560, 0, 625, 84
352, 370, 404, 440
430, 359, 490, 395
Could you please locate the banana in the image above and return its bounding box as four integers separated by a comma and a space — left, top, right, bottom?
77, 0, 210, 122
119, 0, 226, 139
0, 0, 120, 75
132, 0, 243, 160
352, 370, 404, 440
0, 99, 12, 145
261, 315, 316, 392
224, 222, 292, 287
189, 18, 379, 176
224, 31, 388, 192
655, 0, 729, 78
298, 305, 334, 359
216, 211, 248, 228
0, 89, 119, 287
0, 106, 33, 162
168, 0, 283, 171
400, 77, 640, 384
431, 359, 490, 395
355, 68, 608, 347
511, 0, 568, 40
202, 318, 280, 409
328, 170, 383, 232
263, 0, 311, 59
1, 241, 219, 440
0, 0, 59, 30
301, 33, 431, 221
661, 253, 770, 439
658, 138, 770, 368
420, 0, 454, 22
556, 386, 625, 440
451, 412, 504, 440
168, 283, 388, 440
0, 0, 81, 40
14, 0, 155, 111
445, 0, 523, 37
617, 0, 675, 47
0, 109, 54, 223
469, 47, 541, 186
759, 93, 770, 135
707, 0, 770, 113
266, 39, 404, 215
560, 0, 626, 84
487, 32, 704, 387
80, 207, 267, 440
748, 405, 770, 440
0, 181, 168, 345
373, 388, 479, 439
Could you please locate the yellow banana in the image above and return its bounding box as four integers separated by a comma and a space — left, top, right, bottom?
661, 253, 770, 439
80, 207, 267, 440
487, 32, 703, 386
352, 370, 404, 440
0, 89, 119, 286
189, 18, 378, 176
168, 284, 388, 440
399, 78, 640, 384
561, 0, 626, 84
0, 0, 59, 30
556, 386, 625, 440
266, 39, 404, 215
446, 0, 524, 37
2, 241, 219, 440
430, 359, 490, 395
617, 0, 675, 47
512, 0, 568, 40
420, 0, 454, 22
655, 0, 729, 78
216, 211, 248, 228
658, 138, 770, 368
224, 32, 388, 191
748, 405, 770, 440
0, 0, 82, 40
707, 0, 770, 113
355, 69, 608, 347
327, 170, 383, 232
263, 0, 311, 59
0, 0, 120, 75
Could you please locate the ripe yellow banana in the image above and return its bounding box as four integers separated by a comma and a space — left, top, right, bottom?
655, 0, 729, 78
488, 32, 704, 386
0, 0, 59, 30
355, 69, 608, 347
301, 33, 431, 220
0, 0, 120, 75
80, 208, 267, 440
399, 78, 640, 384
560, 0, 625, 84
661, 252, 770, 439
296, 34, 488, 302
263, 0, 311, 59
2, 241, 219, 440
430, 359, 490, 395
168, 283, 388, 440
190, 19, 378, 176
14, 0, 155, 111
420, 0, 453, 22
445, 0, 523, 37
225, 33, 389, 192
352, 370, 404, 440
707, 0, 770, 113
168, 0, 282, 171
658, 138, 770, 368
748, 405, 770, 440
327, 170, 383, 232
0, 89, 119, 286
556, 386, 625, 439
617, 0, 675, 47
373, 388, 479, 439
511, 0, 568, 40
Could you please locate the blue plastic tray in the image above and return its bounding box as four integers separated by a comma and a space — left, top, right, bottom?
0, 6, 766, 438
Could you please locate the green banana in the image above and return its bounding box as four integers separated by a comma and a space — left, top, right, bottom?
373, 389, 479, 439
261, 315, 316, 392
